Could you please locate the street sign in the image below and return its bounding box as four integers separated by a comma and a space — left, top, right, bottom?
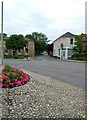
60, 43, 63, 49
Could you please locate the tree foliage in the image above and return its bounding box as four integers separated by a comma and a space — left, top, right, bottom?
25, 32, 49, 55
0, 33, 7, 37
6, 34, 27, 51
73, 35, 83, 53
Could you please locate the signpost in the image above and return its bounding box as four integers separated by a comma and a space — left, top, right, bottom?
60, 43, 63, 60
61, 43, 63, 50
26, 43, 29, 59
1, 1, 3, 65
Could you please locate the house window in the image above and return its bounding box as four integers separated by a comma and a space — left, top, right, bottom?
24, 48, 28, 55
18, 49, 21, 55
18, 49, 21, 52
85, 36, 87, 40
70, 38, 73, 45
5, 49, 8, 55
5, 49, 8, 53
68, 49, 73, 56
84, 42, 87, 47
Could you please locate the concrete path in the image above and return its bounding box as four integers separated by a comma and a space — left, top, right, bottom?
0, 89, 2, 119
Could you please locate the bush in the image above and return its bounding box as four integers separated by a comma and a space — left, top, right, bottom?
13, 55, 19, 59
70, 53, 87, 61
0, 65, 30, 88
4, 55, 27, 59
4, 65, 13, 72
4, 55, 13, 58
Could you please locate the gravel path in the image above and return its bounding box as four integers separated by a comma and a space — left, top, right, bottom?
1, 69, 85, 119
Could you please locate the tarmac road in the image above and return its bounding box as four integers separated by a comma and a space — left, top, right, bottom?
3, 55, 85, 89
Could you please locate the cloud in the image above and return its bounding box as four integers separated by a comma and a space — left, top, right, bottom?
0, 0, 86, 41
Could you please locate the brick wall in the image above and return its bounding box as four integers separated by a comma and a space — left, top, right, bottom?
28, 40, 35, 57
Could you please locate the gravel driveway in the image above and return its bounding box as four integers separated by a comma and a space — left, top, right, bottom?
2, 69, 85, 119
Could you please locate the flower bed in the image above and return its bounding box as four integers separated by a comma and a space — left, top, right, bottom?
0, 65, 30, 88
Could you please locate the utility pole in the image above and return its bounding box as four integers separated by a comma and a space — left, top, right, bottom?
1, 1, 3, 65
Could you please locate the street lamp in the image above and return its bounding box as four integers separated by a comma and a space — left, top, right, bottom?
1, 1, 3, 65
60, 43, 63, 60
26, 43, 29, 59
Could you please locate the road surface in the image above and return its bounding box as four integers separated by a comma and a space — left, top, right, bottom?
4, 55, 85, 89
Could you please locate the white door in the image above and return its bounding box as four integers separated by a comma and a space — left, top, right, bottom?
62, 50, 66, 59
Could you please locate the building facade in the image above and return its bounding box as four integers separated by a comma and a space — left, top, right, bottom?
0, 35, 35, 57
53, 32, 75, 59
81, 33, 87, 53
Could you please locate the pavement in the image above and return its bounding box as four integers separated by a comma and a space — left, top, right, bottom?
0, 89, 2, 119
3, 56, 86, 63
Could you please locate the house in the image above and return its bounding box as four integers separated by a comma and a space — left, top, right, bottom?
81, 33, 87, 53
0, 34, 35, 57
53, 32, 75, 59
0, 34, 8, 57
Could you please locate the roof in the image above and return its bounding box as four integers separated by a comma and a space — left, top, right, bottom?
81, 33, 87, 36
25, 37, 34, 41
81, 33, 87, 41
0, 37, 33, 41
59, 32, 75, 38
25, 38, 31, 41
54, 32, 76, 42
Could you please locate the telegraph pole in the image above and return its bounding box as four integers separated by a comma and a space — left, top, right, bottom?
1, 1, 3, 65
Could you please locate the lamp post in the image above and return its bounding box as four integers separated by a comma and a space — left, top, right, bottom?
26, 43, 29, 59
1, 1, 3, 65
60, 43, 63, 60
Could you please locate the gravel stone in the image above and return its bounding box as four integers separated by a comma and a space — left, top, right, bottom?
1, 69, 86, 119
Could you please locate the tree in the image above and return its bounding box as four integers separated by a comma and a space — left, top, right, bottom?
6, 34, 27, 55
0, 33, 7, 37
25, 32, 49, 55
73, 35, 83, 53
85, 44, 87, 51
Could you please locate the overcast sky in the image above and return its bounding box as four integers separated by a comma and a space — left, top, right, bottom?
0, 0, 86, 42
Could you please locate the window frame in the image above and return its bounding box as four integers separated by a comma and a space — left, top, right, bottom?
70, 38, 73, 45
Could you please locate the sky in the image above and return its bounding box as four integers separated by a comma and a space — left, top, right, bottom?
0, 0, 86, 42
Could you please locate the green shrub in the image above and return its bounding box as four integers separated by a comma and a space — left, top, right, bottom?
70, 53, 87, 61
4, 65, 13, 72
4, 55, 27, 59
18, 55, 26, 59
4, 55, 13, 58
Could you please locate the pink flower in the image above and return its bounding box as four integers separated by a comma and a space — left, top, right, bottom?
17, 65, 21, 69
18, 70, 21, 73
0, 75, 2, 77
15, 79, 17, 81
0, 85, 3, 88
19, 76, 23, 79
0, 78, 3, 82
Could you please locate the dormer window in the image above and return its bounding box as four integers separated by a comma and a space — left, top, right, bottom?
70, 38, 73, 45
